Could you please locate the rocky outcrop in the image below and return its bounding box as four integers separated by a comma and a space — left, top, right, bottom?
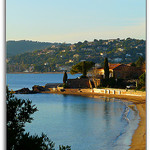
15, 85, 48, 94
15, 88, 34, 94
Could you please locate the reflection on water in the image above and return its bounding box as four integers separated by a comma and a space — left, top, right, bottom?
13, 94, 140, 150
103, 98, 111, 128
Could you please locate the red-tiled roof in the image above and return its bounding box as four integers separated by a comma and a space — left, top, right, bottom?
126, 63, 132, 66
108, 64, 121, 69
96, 64, 122, 70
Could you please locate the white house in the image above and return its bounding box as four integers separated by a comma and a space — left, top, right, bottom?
59, 66, 72, 71
137, 53, 143, 56
113, 58, 122, 63
126, 54, 131, 57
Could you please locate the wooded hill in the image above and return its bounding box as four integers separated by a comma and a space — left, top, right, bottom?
7, 40, 61, 57
7, 38, 146, 72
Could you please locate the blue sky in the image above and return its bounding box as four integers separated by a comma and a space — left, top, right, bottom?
6, 0, 146, 43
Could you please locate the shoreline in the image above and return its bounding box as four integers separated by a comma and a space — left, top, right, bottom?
41, 90, 146, 150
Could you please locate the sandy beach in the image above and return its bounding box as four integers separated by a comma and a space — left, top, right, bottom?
42, 90, 146, 150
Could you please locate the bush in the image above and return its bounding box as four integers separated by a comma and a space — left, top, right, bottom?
63, 83, 67, 88
140, 86, 146, 91
108, 77, 116, 88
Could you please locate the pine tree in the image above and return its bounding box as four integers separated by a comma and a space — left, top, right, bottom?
63, 71, 68, 84
82, 61, 86, 77
104, 58, 109, 80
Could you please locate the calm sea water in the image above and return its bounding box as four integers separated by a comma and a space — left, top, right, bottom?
6, 74, 140, 150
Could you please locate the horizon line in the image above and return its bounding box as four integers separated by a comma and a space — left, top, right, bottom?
6, 37, 146, 44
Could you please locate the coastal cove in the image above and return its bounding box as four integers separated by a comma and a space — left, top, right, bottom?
6, 73, 146, 150
41, 88, 146, 150
44, 89, 146, 150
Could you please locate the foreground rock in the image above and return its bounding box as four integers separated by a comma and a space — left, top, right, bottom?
15, 85, 49, 94
15, 88, 36, 94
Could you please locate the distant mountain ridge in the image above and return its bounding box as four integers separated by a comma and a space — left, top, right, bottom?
6, 40, 61, 57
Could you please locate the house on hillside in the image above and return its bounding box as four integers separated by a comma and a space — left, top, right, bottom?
62, 50, 66, 52
73, 54, 79, 58
108, 39, 115, 42
59, 66, 72, 71
126, 54, 131, 57
95, 64, 143, 79
113, 58, 122, 63
137, 53, 143, 56
51, 45, 56, 48
70, 44, 75, 50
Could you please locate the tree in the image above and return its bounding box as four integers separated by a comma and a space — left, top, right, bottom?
131, 62, 136, 67
59, 145, 71, 150
82, 61, 86, 77
7, 86, 38, 149
104, 58, 109, 80
70, 61, 95, 77
135, 56, 144, 67
138, 72, 146, 90
14, 133, 55, 150
94, 39, 98, 43
63, 71, 68, 84
7, 87, 71, 150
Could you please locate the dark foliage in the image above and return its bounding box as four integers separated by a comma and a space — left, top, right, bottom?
59, 145, 71, 150
63, 71, 68, 84
135, 56, 144, 67
131, 63, 136, 67
108, 77, 116, 88
82, 61, 87, 77
104, 58, 109, 82
7, 40, 62, 57
14, 133, 55, 150
7, 86, 71, 150
7, 86, 38, 149
115, 79, 126, 88
137, 72, 146, 90
100, 78, 126, 88
70, 61, 95, 75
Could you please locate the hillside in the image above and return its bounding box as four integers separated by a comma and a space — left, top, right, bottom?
7, 38, 146, 73
6, 40, 61, 57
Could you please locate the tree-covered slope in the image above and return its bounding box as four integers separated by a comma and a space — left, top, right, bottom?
7, 38, 146, 72
6, 40, 61, 57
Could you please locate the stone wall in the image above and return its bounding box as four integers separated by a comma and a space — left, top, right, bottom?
67, 78, 90, 88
